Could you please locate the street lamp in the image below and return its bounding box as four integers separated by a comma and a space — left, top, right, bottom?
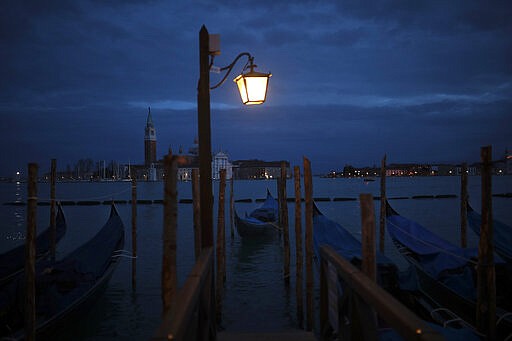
210, 52, 272, 105
197, 25, 271, 249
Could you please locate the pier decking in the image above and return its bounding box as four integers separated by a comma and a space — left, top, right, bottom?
217, 331, 316, 341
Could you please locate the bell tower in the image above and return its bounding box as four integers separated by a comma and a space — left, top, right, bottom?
144, 107, 157, 167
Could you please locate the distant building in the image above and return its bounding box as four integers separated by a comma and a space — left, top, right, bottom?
342, 165, 379, 177
212, 151, 232, 179
386, 168, 406, 177
503, 149, 512, 175
385, 164, 432, 176
144, 107, 157, 167
232, 159, 289, 180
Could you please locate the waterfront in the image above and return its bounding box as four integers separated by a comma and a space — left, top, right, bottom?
0, 176, 511, 339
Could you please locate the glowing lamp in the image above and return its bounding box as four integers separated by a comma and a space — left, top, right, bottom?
234, 70, 272, 105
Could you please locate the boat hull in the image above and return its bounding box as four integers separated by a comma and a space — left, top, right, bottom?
386, 201, 512, 338
234, 211, 281, 240
0, 205, 125, 340
34, 237, 124, 340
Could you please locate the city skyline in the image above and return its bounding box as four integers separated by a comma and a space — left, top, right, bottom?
1, 1, 511, 177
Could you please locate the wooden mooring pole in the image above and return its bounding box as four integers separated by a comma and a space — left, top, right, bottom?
460, 163, 468, 248
216, 169, 227, 323
198, 26, 213, 251
476, 146, 496, 339
162, 155, 178, 314
50, 158, 56, 261
192, 169, 201, 260
26, 163, 37, 341
303, 157, 314, 331
294, 166, 304, 328
360, 194, 377, 282
131, 178, 137, 289
281, 161, 290, 285
230, 174, 234, 240
379, 155, 386, 253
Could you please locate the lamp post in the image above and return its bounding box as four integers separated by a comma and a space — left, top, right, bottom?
197, 25, 271, 249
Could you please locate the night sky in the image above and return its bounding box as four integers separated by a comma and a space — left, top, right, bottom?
1, 1, 511, 176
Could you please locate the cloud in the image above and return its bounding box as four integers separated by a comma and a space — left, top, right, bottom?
1, 0, 511, 176
128, 100, 236, 111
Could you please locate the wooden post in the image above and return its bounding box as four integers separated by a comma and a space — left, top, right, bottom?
319, 256, 328, 340
25, 163, 37, 341
476, 146, 496, 339
360, 194, 377, 282
131, 178, 137, 289
460, 163, 468, 248
221, 171, 227, 281
50, 158, 56, 261
230, 175, 234, 240
379, 155, 386, 253
276, 177, 281, 224
303, 157, 314, 331
198, 26, 213, 250
216, 169, 226, 323
294, 166, 304, 328
192, 169, 201, 260
281, 161, 290, 284
162, 154, 178, 314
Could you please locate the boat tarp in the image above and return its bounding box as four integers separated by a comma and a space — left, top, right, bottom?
248, 191, 278, 223
386, 214, 477, 300
386, 215, 478, 277
313, 213, 396, 268
468, 209, 512, 262
243, 213, 274, 226
379, 322, 480, 341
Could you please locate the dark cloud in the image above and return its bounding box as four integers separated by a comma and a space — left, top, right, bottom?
0, 0, 510, 176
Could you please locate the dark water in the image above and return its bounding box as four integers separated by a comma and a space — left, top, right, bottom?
0, 176, 511, 339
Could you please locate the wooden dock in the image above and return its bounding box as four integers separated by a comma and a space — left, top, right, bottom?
217, 331, 316, 341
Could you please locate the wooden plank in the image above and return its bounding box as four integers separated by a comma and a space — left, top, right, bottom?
320, 246, 444, 341
153, 248, 213, 341
217, 331, 316, 341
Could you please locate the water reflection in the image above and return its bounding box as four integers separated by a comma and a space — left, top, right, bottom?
223, 235, 295, 332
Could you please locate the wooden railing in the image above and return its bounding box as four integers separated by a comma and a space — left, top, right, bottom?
152, 248, 215, 341
319, 245, 445, 341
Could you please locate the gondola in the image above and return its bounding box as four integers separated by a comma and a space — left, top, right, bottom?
234, 189, 280, 239
312, 203, 399, 292
0, 203, 67, 286
313, 203, 481, 340
385, 200, 512, 338
0, 204, 125, 340
467, 203, 512, 265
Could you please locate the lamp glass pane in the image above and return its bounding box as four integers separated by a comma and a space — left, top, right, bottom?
245, 76, 268, 103
234, 75, 249, 104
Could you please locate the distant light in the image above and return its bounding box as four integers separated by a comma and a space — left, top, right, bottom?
16, 171, 20, 175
